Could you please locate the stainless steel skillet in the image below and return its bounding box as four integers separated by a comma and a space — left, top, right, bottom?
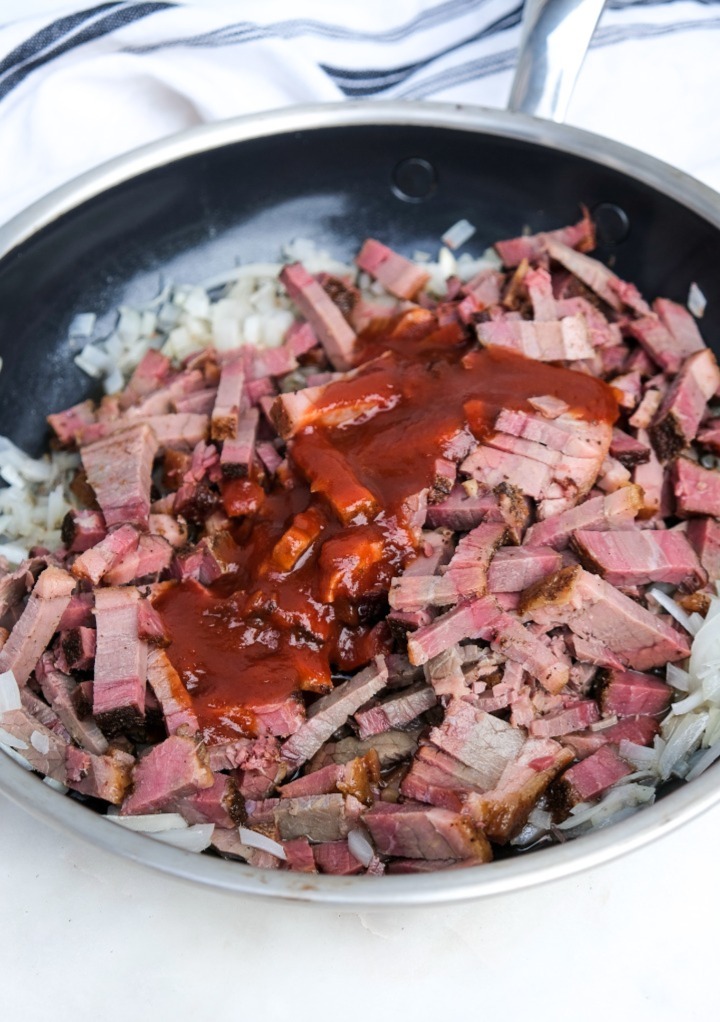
0, 0, 718, 905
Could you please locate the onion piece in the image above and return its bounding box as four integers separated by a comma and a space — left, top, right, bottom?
152, 824, 214, 852
686, 741, 720, 781
648, 587, 697, 635
105, 813, 188, 833
348, 828, 375, 867
441, 218, 476, 250
688, 281, 707, 318
0, 670, 22, 713
238, 826, 287, 861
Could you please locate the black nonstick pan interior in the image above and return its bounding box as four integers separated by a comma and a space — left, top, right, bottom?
1, 117, 719, 458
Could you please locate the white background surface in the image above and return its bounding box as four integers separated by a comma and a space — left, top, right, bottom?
1, 3, 718, 1019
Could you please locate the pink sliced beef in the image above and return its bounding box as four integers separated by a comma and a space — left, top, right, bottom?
60, 625, 96, 672
363, 802, 492, 861
598, 668, 672, 718
609, 428, 651, 468
92, 586, 148, 732
35, 653, 108, 755
312, 840, 364, 875
173, 774, 243, 828
476, 315, 593, 361
80, 423, 158, 529
650, 349, 720, 460
571, 528, 706, 590
355, 239, 430, 300
273, 793, 363, 843
220, 407, 259, 477
529, 700, 600, 738
0, 566, 75, 684
686, 517, 720, 579
488, 545, 563, 592
70, 524, 140, 585
428, 698, 525, 787
553, 744, 632, 806
280, 263, 356, 370
560, 714, 659, 759
426, 483, 531, 539
524, 484, 644, 549
211, 357, 245, 441
672, 457, 720, 517
464, 737, 574, 842
65, 745, 135, 804
121, 734, 213, 815
520, 565, 690, 671
47, 399, 96, 445
146, 647, 199, 735
281, 656, 388, 768
494, 212, 595, 268
546, 239, 649, 314
61, 508, 107, 553
354, 684, 437, 739
102, 534, 172, 585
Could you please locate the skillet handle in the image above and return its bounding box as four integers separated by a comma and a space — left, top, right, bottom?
508, 0, 605, 122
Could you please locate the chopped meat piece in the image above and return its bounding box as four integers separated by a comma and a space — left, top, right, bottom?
363, 802, 492, 861
121, 734, 213, 815
71, 524, 140, 585
598, 668, 672, 718
650, 349, 720, 460
81, 423, 159, 529
35, 652, 108, 755
103, 534, 173, 585
220, 407, 259, 476
0, 563, 34, 619
61, 509, 107, 553
281, 657, 388, 768
65, 745, 135, 804
253, 695, 306, 738
609, 428, 651, 468
426, 483, 530, 539
211, 829, 282, 869
355, 684, 437, 739
686, 517, 720, 579
571, 528, 706, 590
121, 350, 172, 407
173, 774, 243, 828
465, 738, 574, 842
529, 700, 600, 738
545, 240, 649, 314
355, 239, 430, 300
524, 485, 644, 549
48, 399, 96, 445
406, 596, 500, 666
673, 457, 720, 517
280, 263, 356, 370
488, 545, 562, 592
282, 837, 317, 873
0, 566, 75, 684
521, 565, 690, 670
560, 714, 659, 759
424, 645, 468, 699
92, 586, 148, 732
0, 701, 68, 780
553, 744, 632, 807
273, 793, 363, 842
149, 513, 188, 549
494, 212, 595, 268
653, 297, 706, 371
312, 840, 364, 875
211, 357, 245, 441
428, 699, 525, 786
476, 315, 593, 361
61, 625, 96, 671
146, 647, 199, 735
490, 612, 570, 693
309, 729, 421, 772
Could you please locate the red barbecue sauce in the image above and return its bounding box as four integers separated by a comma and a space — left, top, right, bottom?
155, 312, 617, 744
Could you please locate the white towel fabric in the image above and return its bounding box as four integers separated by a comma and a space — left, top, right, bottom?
0, 0, 719, 226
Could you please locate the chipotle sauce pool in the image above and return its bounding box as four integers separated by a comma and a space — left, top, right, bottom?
155, 314, 617, 743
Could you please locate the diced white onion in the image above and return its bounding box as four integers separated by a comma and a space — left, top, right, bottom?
151, 824, 215, 852
658, 712, 709, 779
666, 663, 691, 693
30, 730, 50, 755
348, 828, 375, 867
43, 776, 69, 793
0, 670, 22, 713
238, 826, 287, 860
688, 282, 707, 318
68, 312, 96, 339
686, 741, 720, 781
589, 715, 618, 732
648, 587, 697, 635
441, 218, 476, 250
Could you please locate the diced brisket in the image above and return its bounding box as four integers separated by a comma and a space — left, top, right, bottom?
281, 656, 388, 768
494, 212, 595, 268
312, 840, 364, 875
65, 745, 135, 803
355, 684, 437, 739
363, 802, 492, 861
61, 509, 107, 553
280, 263, 357, 370
355, 239, 430, 300
309, 729, 421, 772
653, 297, 706, 370
520, 564, 690, 670
686, 517, 720, 579
428, 699, 525, 786
0, 566, 75, 684
406, 596, 500, 666
48, 399, 96, 445
571, 528, 706, 590
81, 423, 158, 529
524, 485, 644, 549
60, 625, 96, 671
282, 837, 317, 873
598, 668, 672, 718
273, 793, 363, 843
672, 457, 720, 517
609, 428, 651, 468
476, 315, 593, 361
146, 647, 199, 735
173, 773, 243, 828
70, 524, 140, 585
650, 349, 720, 460
488, 545, 562, 592
426, 483, 530, 539
529, 700, 599, 738
211, 357, 245, 441
464, 738, 574, 842
121, 734, 213, 815
35, 652, 108, 754
552, 744, 632, 807
545, 240, 649, 314
92, 586, 148, 732
103, 534, 173, 585
220, 407, 259, 476
211, 828, 282, 869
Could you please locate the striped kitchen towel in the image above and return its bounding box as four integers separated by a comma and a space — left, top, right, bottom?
0, 0, 718, 225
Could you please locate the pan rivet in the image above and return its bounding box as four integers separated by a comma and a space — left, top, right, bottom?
392, 157, 437, 202
593, 203, 630, 245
